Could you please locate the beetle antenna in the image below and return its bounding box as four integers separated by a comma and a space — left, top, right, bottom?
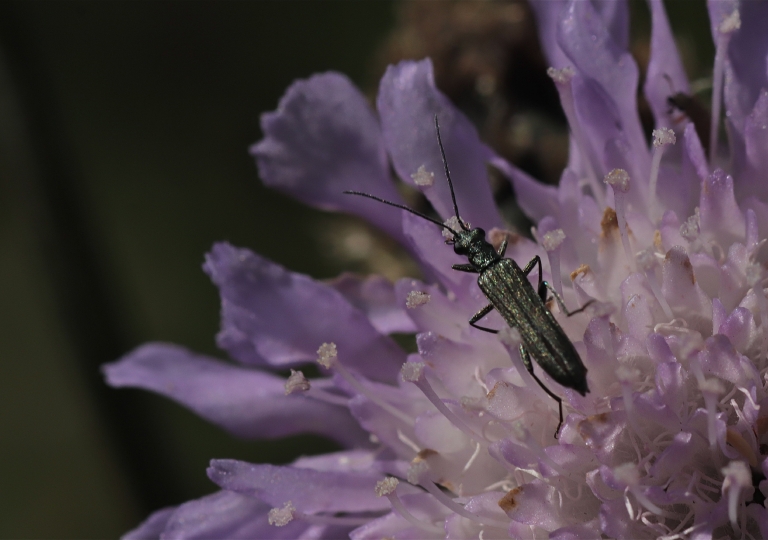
434, 115, 468, 231
343, 191, 459, 236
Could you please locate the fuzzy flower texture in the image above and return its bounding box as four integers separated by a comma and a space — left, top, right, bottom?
105, 1, 768, 538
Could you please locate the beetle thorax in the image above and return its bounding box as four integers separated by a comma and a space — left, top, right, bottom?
453, 227, 499, 271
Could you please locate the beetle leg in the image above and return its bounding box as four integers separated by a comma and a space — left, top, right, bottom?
524, 255, 594, 317
542, 282, 595, 317
497, 236, 508, 257
521, 256, 549, 304
521, 255, 542, 277
452, 263, 479, 273
469, 304, 498, 333
519, 344, 564, 438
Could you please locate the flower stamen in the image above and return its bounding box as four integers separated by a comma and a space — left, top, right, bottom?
375, 477, 443, 534
710, 8, 741, 161
649, 128, 676, 222
604, 169, 635, 271
542, 228, 566, 299
317, 343, 414, 426
401, 362, 486, 443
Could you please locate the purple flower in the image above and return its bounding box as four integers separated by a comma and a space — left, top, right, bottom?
105, 0, 768, 538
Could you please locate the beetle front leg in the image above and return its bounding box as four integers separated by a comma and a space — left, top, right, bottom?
453, 263, 478, 273
497, 236, 508, 257
469, 303, 498, 333
519, 344, 564, 439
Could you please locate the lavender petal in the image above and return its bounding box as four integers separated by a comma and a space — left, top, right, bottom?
207, 460, 390, 513
205, 242, 404, 382
104, 343, 367, 445
377, 59, 503, 230
251, 72, 407, 245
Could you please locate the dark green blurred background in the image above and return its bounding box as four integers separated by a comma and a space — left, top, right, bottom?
0, 2, 395, 537
0, 1, 712, 538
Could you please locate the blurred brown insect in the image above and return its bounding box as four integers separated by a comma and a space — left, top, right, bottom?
664, 74, 711, 155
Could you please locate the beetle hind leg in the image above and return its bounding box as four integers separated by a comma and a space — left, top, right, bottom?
469, 304, 498, 333
519, 345, 564, 439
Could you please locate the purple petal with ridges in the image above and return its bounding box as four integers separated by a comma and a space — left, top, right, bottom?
600, 497, 646, 538
530, 0, 628, 67
416, 331, 508, 399
292, 450, 407, 478
104, 343, 368, 446
207, 460, 390, 514
401, 211, 475, 296
559, 0, 649, 193
699, 169, 745, 248
654, 361, 686, 418
579, 410, 627, 464
646, 332, 676, 364
707, 0, 738, 40
661, 247, 713, 335
698, 334, 758, 387
251, 72, 407, 245
683, 122, 709, 182
594, 0, 630, 51
161, 490, 313, 540
205, 242, 404, 382
740, 90, 768, 202
558, 169, 599, 268
490, 156, 559, 224
394, 279, 473, 341
377, 59, 502, 230
719, 306, 754, 353
503, 481, 561, 530
350, 493, 449, 540
550, 523, 603, 540
723, 1, 768, 140
327, 273, 416, 335
747, 505, 768, 540
656, 123, 705, 221
644, 0, 690, 129
123, 506, 175, 540
528, 0, 570, 68
445, 492, 510, 538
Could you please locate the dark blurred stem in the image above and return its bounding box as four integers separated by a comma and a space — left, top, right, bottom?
0, 3, 185, 514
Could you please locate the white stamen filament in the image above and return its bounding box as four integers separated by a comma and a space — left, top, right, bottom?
547, 66, 605, 207
604, 169, 635, 271
268, 502, 372, 528
305, 387, 351, 407
318, 344, 414, 426
630, 486, 669, 517
542, 229, 565, 298
710, 9, 740, 162
636, 248, 674, 320
749, 269, 768, 363
649, 128, 675, 222
699, 377, 725, 449
403, 363, 487, 442
421, 479, 508, 529
616, 368, 645, 442
722, 461, 750, 528
396, 429, 421, 453
386, 490, 443, 533
462, 442, 482, 474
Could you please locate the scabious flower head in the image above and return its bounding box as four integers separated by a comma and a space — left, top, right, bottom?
105, 1, 768, 538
